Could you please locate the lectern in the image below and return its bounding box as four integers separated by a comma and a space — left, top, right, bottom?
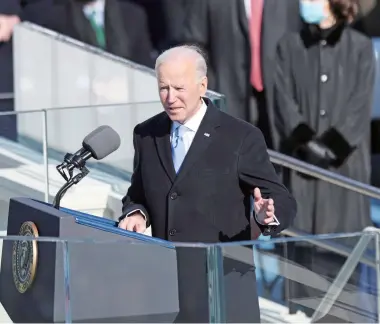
0, 197, 179, 323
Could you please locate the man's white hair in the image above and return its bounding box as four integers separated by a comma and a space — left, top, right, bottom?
155, 45, 207, 80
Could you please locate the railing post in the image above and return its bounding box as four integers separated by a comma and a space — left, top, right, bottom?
42, 109, 49, 203
0, 92, 14, 100
206, 245, 226, 323
375, 232, 380, 324
62, 240, 72, 323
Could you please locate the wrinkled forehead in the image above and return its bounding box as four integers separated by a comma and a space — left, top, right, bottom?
157, 59, 197, 84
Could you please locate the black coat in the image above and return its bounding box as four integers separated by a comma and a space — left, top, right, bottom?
121, 98, 296, 322
274, 24, 375, 236
182, 0, 301, 148
58, 0, 154, 68
122, 98, 296, 242
129, 0, 189, 51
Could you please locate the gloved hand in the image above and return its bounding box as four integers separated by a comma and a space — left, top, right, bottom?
295, 139, 337, 169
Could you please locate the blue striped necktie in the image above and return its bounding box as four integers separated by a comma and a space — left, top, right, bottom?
172, 125, 187, 173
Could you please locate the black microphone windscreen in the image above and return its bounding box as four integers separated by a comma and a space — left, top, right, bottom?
82, 125, 121, 160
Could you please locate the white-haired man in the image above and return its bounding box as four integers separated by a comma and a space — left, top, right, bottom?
118, 45, 296, 323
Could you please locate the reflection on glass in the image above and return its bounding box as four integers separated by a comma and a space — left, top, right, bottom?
220, 232, 378, 323
0, 111, 45, 230
41, 102, 163, 220
0, 231, 377, 323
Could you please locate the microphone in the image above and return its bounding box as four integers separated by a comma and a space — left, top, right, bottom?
53, 125, 121, 209
61, 125, 121, 173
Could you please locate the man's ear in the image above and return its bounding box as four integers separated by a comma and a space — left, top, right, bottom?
200, 76, 208, 96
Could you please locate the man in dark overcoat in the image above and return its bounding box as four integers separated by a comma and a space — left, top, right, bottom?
118, 45, 297, 323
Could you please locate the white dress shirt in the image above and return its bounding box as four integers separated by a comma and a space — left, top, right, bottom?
244, 0, 251, 19
170, 100, 208, 153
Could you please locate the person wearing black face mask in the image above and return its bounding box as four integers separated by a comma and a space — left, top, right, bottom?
274, 0, 375, 321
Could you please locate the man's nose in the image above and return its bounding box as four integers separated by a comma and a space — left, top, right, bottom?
167, 88, 177, 103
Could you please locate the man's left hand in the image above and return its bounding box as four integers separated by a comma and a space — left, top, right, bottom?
253, 187, 276, 225
0, 15, 20, 42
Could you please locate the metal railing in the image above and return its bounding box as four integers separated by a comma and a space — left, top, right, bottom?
265, 149, 380, 323
0, 92, 14, 100
307, 227, 380, 322
268, 148, 380, 200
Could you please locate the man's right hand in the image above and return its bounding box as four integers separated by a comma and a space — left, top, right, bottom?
118, 212, 147, 233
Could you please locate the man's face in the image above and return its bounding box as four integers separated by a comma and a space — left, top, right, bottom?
157, 58, 207, 124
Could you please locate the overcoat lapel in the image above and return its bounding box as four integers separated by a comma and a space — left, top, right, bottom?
174, 102, 221, 185
154, 114, 176, 183
154, 100, 221, 185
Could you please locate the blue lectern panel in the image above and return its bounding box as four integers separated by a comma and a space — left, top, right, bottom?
34, 199, 175, 249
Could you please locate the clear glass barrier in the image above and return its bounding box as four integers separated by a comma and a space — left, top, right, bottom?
64, 232, 380, 323
44, 102, 163, 173
0, 111, 45, 231
10, 21, 225, 223
65, 239, 184, 323
14, 23, 160, 111
13, 22, 225, 113
217, 232, 379, 323
42, 102, 162, 221
0, 232, 377, 323
0, 100, 226, 225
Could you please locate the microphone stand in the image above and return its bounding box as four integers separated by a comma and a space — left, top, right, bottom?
53, 151, 91, 210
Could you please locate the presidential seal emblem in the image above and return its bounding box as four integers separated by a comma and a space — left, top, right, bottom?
12, 221, 39, 293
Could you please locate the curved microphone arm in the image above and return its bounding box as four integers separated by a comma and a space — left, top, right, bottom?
52, 125, 120, 210
53, 166, 89, 210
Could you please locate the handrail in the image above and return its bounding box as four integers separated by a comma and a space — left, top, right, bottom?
309, 228, 379, 322
268, 148, 380, 262
0, 92, 14, 100
281, 227, 376, 268
0, 101, 161, 116
268, 149, 380, 200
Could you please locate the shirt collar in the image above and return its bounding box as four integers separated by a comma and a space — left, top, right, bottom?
83, 0, 105, 26
172, 99, 207, 133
